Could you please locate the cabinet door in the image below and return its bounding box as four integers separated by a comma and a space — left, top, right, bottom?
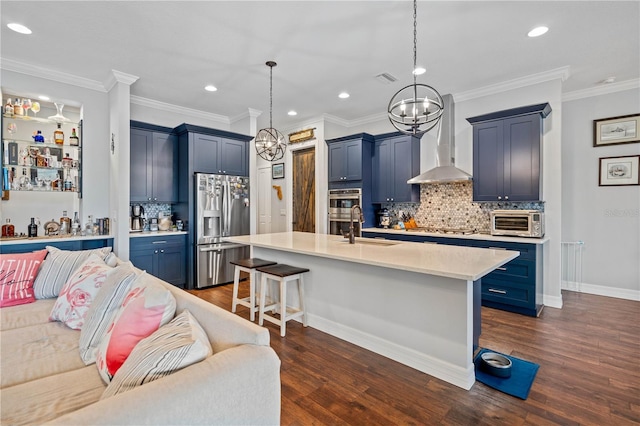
390, 137, 416, 202
503, 115, 541, 201
473, 120, 504, 201
372, 140, 391, 203
157, 246, 186, 287
193, 134, 221, 174
219, 139, 247, 176
151, 132, 176, 202
328, 142, 345, 182
129, 249, 156, 274
343, 140, 362, 181
130, 129, 152, 202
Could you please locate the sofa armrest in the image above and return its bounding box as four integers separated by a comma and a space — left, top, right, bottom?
45, 344, 281, 426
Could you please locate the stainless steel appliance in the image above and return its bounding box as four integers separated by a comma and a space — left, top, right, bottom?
376, 208, 391, 228
490, 209, 544, 237
195, 173, 250, 288
328, 188, 362, 236
130, 204, 144, 232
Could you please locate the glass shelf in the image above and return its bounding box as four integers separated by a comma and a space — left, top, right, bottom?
3, 138, 80, 149
2, 113, 78, 126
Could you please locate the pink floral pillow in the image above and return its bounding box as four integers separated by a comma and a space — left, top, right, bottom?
0, 250, 48, 308
49, 254, 113, 329
95, 273, 176, 383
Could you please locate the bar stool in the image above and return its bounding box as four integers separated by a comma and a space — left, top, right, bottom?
256, 264, 309, 337
231, 258, 277, 321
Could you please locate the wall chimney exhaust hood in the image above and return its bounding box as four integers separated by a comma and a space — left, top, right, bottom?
407, 94, 472, 184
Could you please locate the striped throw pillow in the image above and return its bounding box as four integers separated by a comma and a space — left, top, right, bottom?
0, 250, 48, 307
34, 246, 113, 300
79, 262, 138, 365
102, 309, 212, 399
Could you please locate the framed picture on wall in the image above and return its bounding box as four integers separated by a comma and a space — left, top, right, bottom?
599, 155, 640, 186
593, 113, 640, 147
272, 163, 284, 179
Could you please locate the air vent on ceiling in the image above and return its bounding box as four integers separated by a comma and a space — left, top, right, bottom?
375, 72, 397, 84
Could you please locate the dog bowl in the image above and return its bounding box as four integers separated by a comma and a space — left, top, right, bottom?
480, 352, 512, 378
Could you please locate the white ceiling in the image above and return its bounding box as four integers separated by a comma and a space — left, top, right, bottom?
1, 1, 639, 127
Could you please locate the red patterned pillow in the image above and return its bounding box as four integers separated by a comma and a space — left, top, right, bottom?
0, 250, 48, 308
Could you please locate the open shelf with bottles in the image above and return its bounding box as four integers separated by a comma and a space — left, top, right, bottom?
2, 101, 82, 197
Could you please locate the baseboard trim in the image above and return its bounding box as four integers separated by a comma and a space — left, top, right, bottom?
562, 280, 640, 301
306, 313, 475, 390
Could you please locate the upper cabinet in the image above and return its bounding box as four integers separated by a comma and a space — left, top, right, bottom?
326, 134, 374, 183
2, 99, 82, 196
130, 121, 177, 203
372, 133, 420, 203
177, 124, 250, 177
467, 103, 551, 202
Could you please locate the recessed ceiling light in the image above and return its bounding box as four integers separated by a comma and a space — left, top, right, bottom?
38, 95, 50, 101
338, 92, 350, 99
7, 23, 32, 34
204, 85, 217, 92
527, 26, 548, 37
413, 67, 426, 76
288, 110, 297, 116
601, 76, 616, 84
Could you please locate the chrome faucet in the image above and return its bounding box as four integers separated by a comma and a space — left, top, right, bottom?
348, 205, 364, 244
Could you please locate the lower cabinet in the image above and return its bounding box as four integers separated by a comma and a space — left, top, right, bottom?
130, 234, 187, 288
0, 238, 114, 254
362, 231, 542, 317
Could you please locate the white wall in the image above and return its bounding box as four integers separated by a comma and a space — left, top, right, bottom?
562, 88, 640, 300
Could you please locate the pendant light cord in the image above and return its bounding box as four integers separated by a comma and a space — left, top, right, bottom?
413, 0, 418, 87
269, 64, 273, 129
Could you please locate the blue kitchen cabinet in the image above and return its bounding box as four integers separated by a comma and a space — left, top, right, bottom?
130, 122, 177, 203
326, 133, 374, 183
372, 133, 420, 203
467, 103, 551, 202
0, 238, 114, 254
362, 231, 542, 317
129, 234, 187, 288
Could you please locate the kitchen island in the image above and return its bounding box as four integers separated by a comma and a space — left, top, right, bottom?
227, 232, 518, 389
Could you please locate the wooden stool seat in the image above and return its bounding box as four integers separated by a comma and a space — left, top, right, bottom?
231, 258, 277, 321
256, 263, 309, 337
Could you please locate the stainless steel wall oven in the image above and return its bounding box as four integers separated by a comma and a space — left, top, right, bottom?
328, 188, 362, 237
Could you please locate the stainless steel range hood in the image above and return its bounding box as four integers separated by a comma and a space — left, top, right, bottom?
407, 94, 472, 184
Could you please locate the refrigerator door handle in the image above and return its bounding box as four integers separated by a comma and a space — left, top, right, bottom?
199, 244, 247, 252
222, 179, 229, 236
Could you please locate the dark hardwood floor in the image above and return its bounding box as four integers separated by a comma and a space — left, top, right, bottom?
189, 284, 640, 425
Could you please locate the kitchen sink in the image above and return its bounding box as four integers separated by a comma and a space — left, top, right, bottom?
340, 238, 399, 247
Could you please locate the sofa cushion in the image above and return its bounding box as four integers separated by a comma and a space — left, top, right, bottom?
49, 254, 113, 330
0, 365, 105, 425
0, 321, 84, 388
78, 262, 138, 365
33, 246, 112, 300
96, 272, 176, 383
0, 250, 48, 308
0, 298, 56, 331
102, 309, 212, 399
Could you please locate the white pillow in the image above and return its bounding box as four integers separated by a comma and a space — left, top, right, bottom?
95, 273, 177, 383
78, 262, 138, 365
49, 254, 113, 330
34, 246, 113, 299
101, 309, 212, 399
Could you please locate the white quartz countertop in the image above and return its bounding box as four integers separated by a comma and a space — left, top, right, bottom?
227, 232, 519, 281
0, 234, 113, 246
362, 227, 549, 245
129, 231, 187, 238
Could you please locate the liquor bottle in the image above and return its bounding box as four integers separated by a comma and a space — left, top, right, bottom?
2, 218, 15, 237
54, 123, 64, 145
71, 212, 80, 236
28, 218, 37, 237
84, 215, 94, 236
69, 128, 79, 146
4, 98, 13, 115
64, 172, 73, 192
13, 98, 23, 116
59, 211, 71, 234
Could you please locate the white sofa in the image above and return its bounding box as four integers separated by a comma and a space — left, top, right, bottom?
0, 269, 281, 425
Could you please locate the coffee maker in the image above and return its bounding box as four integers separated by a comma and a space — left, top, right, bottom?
130, 204, 144, 232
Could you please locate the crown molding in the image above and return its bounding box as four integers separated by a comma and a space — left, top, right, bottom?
1, 57, 106, 92
453, 66, 571, 102
104, 69, 139, 92
562, 78, 640, 102
322, 113, 351, 127
229, 108, 262, 124
130, 95, 230, 125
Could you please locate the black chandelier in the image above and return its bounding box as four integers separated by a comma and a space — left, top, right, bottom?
255, 61, 286, 162
387, 0, 444, 136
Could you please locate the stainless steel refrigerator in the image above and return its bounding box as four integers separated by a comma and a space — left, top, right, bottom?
194, 173, 249, 288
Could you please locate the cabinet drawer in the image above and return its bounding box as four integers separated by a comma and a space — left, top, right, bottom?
481, 279, 534, 308
130, 235, 186, 251
486, 259, 535, 283
474, 241, 536, 261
